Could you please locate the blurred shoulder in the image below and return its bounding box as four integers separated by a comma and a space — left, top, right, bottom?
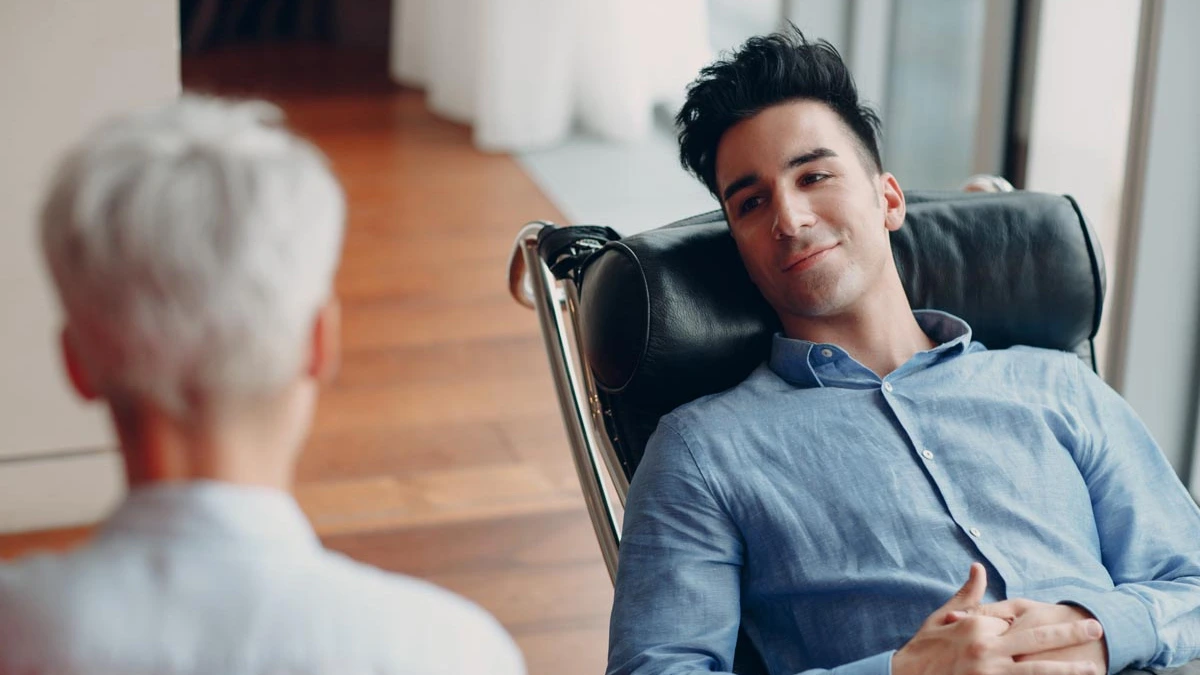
313, 551, 527, 675
0, 549, 92, 669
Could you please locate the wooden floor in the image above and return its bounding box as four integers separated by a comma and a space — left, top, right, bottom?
0, 46, 612, 674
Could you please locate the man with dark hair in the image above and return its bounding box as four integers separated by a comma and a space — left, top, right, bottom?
606, 29, 1200, 675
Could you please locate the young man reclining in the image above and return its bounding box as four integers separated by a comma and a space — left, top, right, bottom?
607, 29, 1200, 675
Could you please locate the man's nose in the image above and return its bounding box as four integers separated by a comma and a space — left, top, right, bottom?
772, 193, 816, 239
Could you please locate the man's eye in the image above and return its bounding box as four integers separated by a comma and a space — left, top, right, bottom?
801, 173, 830, 186
737, 196, 763, 216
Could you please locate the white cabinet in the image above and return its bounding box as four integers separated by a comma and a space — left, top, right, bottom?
0, 0, 180, 533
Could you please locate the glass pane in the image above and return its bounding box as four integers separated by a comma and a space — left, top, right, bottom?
883, 0, 992, 189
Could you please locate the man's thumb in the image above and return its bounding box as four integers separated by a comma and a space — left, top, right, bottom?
942, 563, 987, 613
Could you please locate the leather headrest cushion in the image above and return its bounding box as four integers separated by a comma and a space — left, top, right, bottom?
579, 191, 1105, 412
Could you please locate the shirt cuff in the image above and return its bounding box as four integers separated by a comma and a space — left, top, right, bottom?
820, 649, 894, 675
1030, 586, 1158, 674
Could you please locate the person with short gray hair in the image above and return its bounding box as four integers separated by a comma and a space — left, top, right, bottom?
0, 96, 525, 675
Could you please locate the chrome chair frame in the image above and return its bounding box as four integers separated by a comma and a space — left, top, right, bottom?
508, 222, 628, 581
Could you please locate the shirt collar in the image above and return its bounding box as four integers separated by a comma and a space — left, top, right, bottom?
98, 480, 320, 552
768, 309, 978, 389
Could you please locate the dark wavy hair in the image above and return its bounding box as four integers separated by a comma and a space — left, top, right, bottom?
676, 27, 883, 198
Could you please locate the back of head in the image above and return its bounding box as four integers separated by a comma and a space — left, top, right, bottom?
40, 96, 345, 417
676, 26, 884, 197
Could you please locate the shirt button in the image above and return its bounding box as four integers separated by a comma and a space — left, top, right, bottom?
883, 382, 894, 392
820, 348, 834, 358
969, 527, 982, 538
922, 449, 934, 460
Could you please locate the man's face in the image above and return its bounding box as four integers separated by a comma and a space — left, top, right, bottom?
715, 100, 906, 323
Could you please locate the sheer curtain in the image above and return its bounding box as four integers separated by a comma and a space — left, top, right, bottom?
390, 0, 711, 151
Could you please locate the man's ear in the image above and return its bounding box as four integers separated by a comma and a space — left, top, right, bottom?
881, 172, 907, 232
60, 326, 99, 401
307, 298, 341, 385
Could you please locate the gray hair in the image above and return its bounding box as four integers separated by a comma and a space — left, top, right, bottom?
40, 96, 345, 416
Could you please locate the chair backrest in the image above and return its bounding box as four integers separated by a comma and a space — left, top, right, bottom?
577, 190, 1106, 481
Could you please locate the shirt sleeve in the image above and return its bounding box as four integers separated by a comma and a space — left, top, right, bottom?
606, 419, 895, 675
1043, 355, 1200, 674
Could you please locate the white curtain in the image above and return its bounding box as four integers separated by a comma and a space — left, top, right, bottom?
390, 0, 712, 152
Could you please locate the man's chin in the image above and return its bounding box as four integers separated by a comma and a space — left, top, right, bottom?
776, 298, 847, 321
773, 285, 849, 319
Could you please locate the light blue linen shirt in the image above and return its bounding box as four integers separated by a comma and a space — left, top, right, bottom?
607, 311, 1200, 675
0, 481, 526, 675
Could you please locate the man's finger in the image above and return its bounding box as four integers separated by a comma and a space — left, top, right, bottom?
973, 599, 1023, 621
943, 610, 967, 625
1007, 659, 1098, 675
944, 597, 1028, 626
1000, 619, 1103, 657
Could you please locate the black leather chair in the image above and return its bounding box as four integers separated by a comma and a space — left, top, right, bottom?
508, 189, 1105, 674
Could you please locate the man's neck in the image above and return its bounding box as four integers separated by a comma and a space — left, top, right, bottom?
781, 289, 935, 378
109, 388, 311, 491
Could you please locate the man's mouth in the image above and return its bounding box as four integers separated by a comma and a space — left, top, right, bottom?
782, 244, 838, 273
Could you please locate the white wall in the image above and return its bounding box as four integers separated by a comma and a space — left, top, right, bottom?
1021, 0, 1141, 375
784, 0, 849, 49
711, 0, 781, 53
1117, 0, 1200, 482
0, 0, 179, 532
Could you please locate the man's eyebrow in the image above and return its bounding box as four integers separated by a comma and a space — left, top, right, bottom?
785, 147, 838, 170
722, 173, 759, 203
721, 148, 840, 203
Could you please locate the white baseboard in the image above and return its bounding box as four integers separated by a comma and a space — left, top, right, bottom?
0, 450, 125, 534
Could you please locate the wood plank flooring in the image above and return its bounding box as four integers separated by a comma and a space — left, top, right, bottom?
0, 46, 612, 674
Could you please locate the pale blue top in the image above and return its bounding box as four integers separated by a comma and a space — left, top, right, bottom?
607, 311, 1200, 675
0, 481, 526, 675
